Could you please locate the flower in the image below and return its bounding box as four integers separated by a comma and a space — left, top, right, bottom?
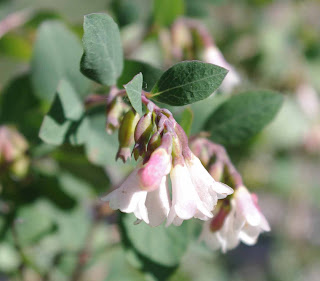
235, 186, 270, 245
138, 147, 172, 191
204, 46, 240, 93
101, 166, 171, 227
199, 201, 240, 253
200, 186, 270, 252
166, 160, 214, 226
185, 153, 233, 212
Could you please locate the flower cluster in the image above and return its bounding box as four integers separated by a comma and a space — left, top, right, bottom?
191, 138, 270, 252
102, 94, 270, 251
199, 186, 270, 252
102, 100, 233, 227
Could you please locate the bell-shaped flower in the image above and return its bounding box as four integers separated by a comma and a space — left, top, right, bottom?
185, 153, 233, 212
199, 201, 240, 253
200, 186, 270, 252
234, 186, 270, 245
101, 166, 171, 227
204, 46, 240, 93
166, 161, 214, 226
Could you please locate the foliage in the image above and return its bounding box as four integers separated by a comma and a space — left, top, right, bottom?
0, 1, 318, 281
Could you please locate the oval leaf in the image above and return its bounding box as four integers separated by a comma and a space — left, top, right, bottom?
204, 90, 284, 146
124, 73, 143, 116
150, 61, 228, 106
39, 80, 85, 145
120, 213, 197, 267
31, 21, 90, 101
80, 13, 123, 86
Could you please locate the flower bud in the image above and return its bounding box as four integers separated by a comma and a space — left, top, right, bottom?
106, 97, 128, 134
171, 135, 182, 158
10, 156, 30, 179
147, 131, 162, 154
210, 201, 231, 231
0, 126, 28, 164
172, 21, 192, 59
133, 112, 155, 160
116, 110, 140, 162
138, 147, 172, 191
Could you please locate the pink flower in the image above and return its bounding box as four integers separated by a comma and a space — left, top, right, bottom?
200, 186, 270, 252
101, 166, 170, 227
235, 186, 270, 245
166, 161, 214, 226
185, 153, 233, 212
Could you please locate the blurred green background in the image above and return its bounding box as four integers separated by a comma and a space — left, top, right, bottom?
0, 0, 320, 280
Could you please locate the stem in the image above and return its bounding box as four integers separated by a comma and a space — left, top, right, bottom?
191, 138, 244, 187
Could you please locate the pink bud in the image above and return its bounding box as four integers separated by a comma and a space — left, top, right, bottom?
138, 148, 171, 191
210, 203, 230, 232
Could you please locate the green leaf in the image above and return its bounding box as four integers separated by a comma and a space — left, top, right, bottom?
15, 201, 54, 246
150, 61, 228, 106
111, 0, 151, 27
0, 243, 20, 273
57, 80, 84, 121
105, 248, 145, 281
124, 73, 143, 115
120, 213, 197, 267
0, 73, 41, 141
80, 13, 123, 86
0, 33, 32, 60
31, 20, 90, 101
117, 59, 163, 92
39, 80, 86, 145
204, 90, 284, 146
179, 107, 194, 136
84, 106, 119, 166
154, 0, 184, 27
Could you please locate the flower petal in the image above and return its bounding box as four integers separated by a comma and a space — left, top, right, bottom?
145, 176, 171, 226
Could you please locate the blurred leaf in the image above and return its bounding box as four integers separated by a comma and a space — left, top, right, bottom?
0, 72, 41, 140
185, 0, 208, 18
150, 61, 228, 106
117, 59, 163, 92
124, 73, 143, 115
105, 248, 145, 281
204, 91, 284, 146
84, 106, 118, 166
39, 80, 87, 145
53, 206, 90, 251
120, 213, 197, 267
153, 0, 184, 27
31, 20, 90, 101
57, 79, 84, 121
55, 148, 111, 196
15, 201, 54, 246
178, 107, 193, 136
111, 0, 151, 27
0, 243, 20, 273
80, 13, 123, 86
0, 33, 31, 60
